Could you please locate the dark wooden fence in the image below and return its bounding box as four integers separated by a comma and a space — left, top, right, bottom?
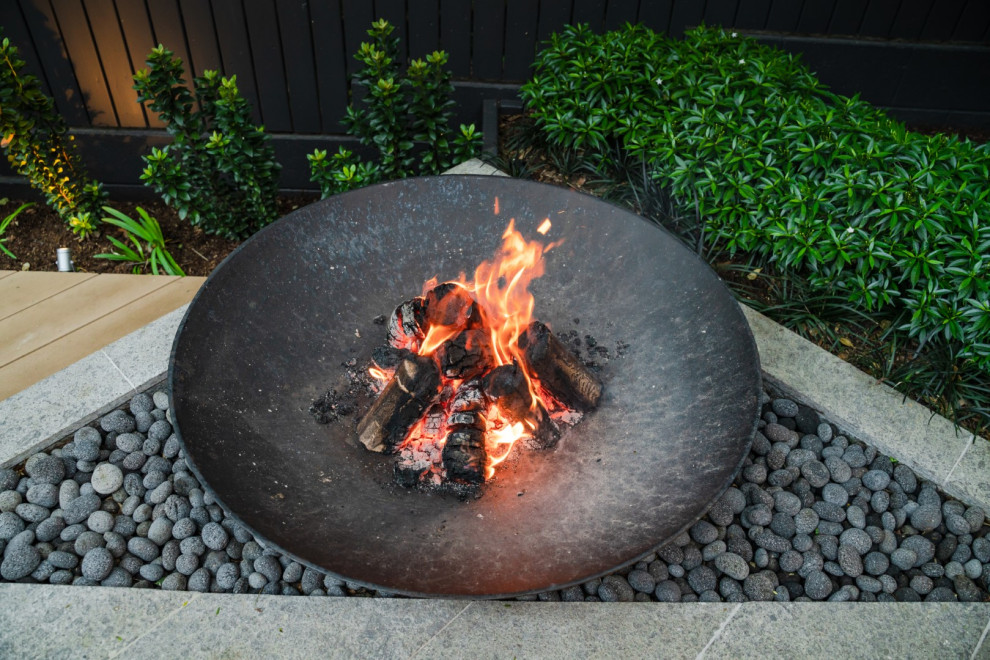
2, 0, 988, 192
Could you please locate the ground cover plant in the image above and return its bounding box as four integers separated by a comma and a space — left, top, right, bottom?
309, 19, 482, 197
0, 30, 105, 237
510, 23, 990, 435
94, 206, 184, 276
133, 46, 281, 241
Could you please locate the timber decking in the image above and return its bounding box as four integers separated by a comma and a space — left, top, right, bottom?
0, 271, 205, 400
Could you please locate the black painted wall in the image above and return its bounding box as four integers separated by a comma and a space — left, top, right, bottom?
1, 0, 988, 192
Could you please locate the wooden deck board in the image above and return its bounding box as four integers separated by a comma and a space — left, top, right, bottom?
0, 276, 205, 399
0, 271, 98, 321
0, 271, 206, 399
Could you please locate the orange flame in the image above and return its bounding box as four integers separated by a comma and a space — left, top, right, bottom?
486, 418, 526, 478
399, 211, 562, 481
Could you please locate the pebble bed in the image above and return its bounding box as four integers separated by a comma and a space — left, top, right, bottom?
1, 387, 988, 603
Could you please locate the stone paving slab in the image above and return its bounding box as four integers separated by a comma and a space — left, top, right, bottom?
706, 601, 990, 659
1, 585, 988, 659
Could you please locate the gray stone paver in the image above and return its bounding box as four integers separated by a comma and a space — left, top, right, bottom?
0, 349, 134, 469
100, 305, 186, 393
3, 585, 988, 659
703, 602, 990, 660
412, 602, 736, 659
945, 438, 990, 519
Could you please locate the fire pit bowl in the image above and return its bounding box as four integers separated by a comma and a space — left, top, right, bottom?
169, 176, 761, 598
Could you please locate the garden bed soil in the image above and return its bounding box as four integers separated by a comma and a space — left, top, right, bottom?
0, 194, 317, 277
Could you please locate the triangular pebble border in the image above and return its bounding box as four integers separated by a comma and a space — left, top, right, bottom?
1, 160, 988, 658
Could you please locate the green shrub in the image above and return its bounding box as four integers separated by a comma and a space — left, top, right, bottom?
133, 46, 281, 240
310, 20, 482, 198
521, 24, 990, 373
0, 31, 105, 237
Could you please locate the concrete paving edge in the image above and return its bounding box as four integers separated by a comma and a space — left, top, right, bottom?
0, 584, 987, 659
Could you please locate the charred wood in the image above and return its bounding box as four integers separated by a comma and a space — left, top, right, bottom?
424, 283, 486, 329
442, 428, 486, 484
387, 298, 427, 351
355, 354, 440, 453
484, 364, 560, 449
372, 345, 411, 371
448, 379, 488, 413
437, 329, 494, 379
518, 321, 603, 410
394, 462, 429, 488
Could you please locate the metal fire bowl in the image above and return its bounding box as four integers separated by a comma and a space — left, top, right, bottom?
169, 176, 761, 598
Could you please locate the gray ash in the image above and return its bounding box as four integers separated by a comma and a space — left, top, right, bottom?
309, 389, 354, 424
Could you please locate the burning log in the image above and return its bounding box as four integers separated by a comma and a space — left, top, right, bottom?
484, 364, 560, 449
436, 329, 494, 380
356, 354, 440, 453
424, 282, 486, 329
442, 429, 486, 484
518, 321, 603, 410
387, 298, 427, 351
441, 380, 489, 484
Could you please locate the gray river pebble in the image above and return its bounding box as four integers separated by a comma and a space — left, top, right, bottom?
0, 388, 987, 606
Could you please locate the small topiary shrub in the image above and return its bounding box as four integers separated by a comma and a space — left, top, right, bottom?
0, 30, 105, 237
309, 19, 483, 198
521, 24, 990, 375
133, 45, 281, 240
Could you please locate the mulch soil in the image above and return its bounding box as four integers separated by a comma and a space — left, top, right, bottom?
0, 194, 318, 276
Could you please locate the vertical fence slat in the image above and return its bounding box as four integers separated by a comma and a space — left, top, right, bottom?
764, 0, 803, 31
637, 0, 674, 34
1, 3, 53, 98
858, 0, 899, 37
407, 0, 440, 58
242, 0, 291, 131
146, 0, 195, 75
669, 0, 705, 37
952, 0, 990, 42
17, 0, 89, 125
179, 0, 223, 76
309, 0, 348, 132
887, 0, 933, 40
732, 0, 772, 29
374, 0, 407, 63
50, 0, 116, 126
439, 0, 470, 76
705, 0, 741, 29
472, 0, 505, 79
342, 0, 374, 77
114, 2, 163, 128
503, 0, 539, 81
571, 0, 606, 30
81, 0, 145, 127
827, 0, 868, 34
275, 0, 321, 133
797, 1, 835, 33
919, 0, 966, 41
604, 0, 638, 30
537, 0, 572, 42
210, 0, 262, 124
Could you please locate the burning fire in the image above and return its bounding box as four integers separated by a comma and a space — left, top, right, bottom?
369, 205, 560, 479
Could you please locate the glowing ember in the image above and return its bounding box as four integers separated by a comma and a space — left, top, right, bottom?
356, 205, 601, 490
